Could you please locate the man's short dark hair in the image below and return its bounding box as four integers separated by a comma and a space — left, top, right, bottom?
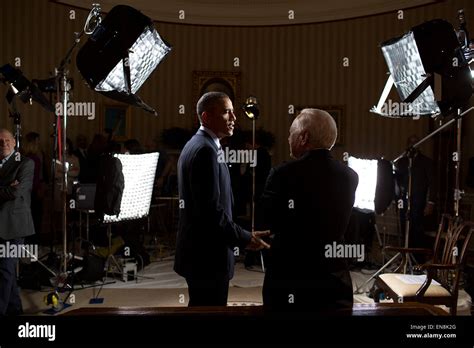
196, 92, 229, 123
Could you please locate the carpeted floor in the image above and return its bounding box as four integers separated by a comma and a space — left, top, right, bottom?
19, 258, 472, 315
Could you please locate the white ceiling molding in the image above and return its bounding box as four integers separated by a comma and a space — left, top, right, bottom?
53, 0, 440, 26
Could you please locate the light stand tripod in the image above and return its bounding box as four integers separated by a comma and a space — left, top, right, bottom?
37, 36, 85, 313
53, 2, 103, 279
42, 31, 83, 294
104, 224, 124, 280
97, 152, 159, 284
359, 13, 473, 295
40, 5, 102, 310
394, 149, 419, 274
56, 21, 92, 274
356, 106, 474, 294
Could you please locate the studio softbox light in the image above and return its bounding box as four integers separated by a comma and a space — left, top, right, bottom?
103, 152, 159, 223
348, 157, 394, 214
76, 5, 171, 115
377, 19, 472, 117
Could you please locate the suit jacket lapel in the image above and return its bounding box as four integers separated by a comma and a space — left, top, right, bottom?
0, 153, 19, 181
196, 129, 234, 207
218, 155, 234, 207
196, 129, 219, 152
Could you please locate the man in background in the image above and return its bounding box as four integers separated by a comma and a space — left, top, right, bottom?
0, 129, 35, 315
260, 109, 358, 311
74, 134, 91, 183
395, 135, 435, 253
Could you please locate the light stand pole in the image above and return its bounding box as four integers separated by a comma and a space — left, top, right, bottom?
52, 2, 102, 279
59, 72, 69, 275
243, 96, 264, 272
401, 152, 414, 274
55, 31, 83, 277
251, 118, 255, 234
454, 108, 463, 218
40, 5, 102, 308
250, 116, 265, 272
50, 2, 101, 282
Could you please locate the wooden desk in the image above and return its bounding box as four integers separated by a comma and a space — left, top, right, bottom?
63, 302, 447, 316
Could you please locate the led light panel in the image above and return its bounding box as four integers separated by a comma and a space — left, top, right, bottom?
104, 152, 159, 223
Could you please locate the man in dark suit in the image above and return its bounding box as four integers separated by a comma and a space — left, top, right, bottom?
0, 129, 35, 316
260, 109, 358, 311
395, 135, 435, 255
174, 92, 269, 306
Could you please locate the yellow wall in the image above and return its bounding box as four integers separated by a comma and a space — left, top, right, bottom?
1, 0, 472, 173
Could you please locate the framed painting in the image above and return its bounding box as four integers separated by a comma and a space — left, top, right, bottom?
100, 104, 130, 142
192, 71, 241, 124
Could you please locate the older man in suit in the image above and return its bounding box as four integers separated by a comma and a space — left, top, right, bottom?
0, 129, 35, 316
260, 109, 358, 311
174, 92, 269, 306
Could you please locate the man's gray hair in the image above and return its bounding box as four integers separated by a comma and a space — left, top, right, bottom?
0, 129, 14, 138
196, 92, 229, 123
296, 108, 337, 150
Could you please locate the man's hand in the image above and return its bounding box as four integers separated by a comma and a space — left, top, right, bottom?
246, 230, 271, 251
10, 180, 19, 187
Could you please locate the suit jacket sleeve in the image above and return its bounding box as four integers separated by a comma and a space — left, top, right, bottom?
191, 146, 252, 248
0, 158, 34, 203
259, 167, 285, 231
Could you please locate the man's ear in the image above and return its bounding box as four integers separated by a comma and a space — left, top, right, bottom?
201, 111, 210, 126
300, 131, 309, 146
